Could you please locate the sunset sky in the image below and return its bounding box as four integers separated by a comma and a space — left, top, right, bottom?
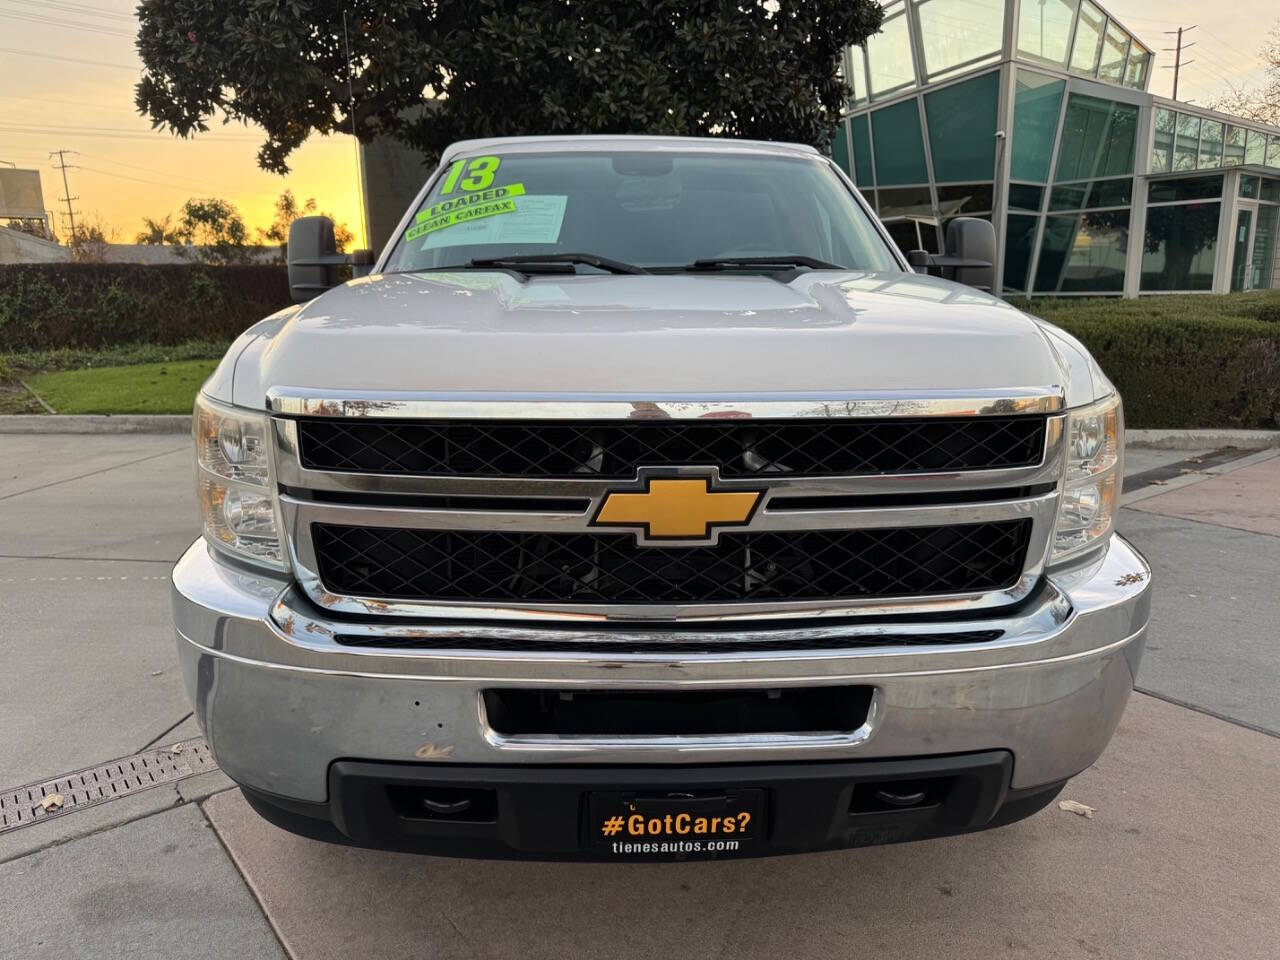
2, 0, 1275, 253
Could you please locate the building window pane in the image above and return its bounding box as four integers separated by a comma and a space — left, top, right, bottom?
831, 122, 852, 176
1199, 120, 1224, 168
878, 186, 934, 218
1240, 175, 1260, 199
1141, 203, 1221, 291
1070, 1, 1106, 75
848, 45, 867, 106
1223, 126, 1246, 166
1125, 46, 1151, 88
866, 6, 916, 97
1252, 205, 1278, 289
1017, 0, 1077, 66
914, 0, 1004, 78
1034, 210, 1129, 292
1245, 130, 1266, 166
1147, 175, 1222, 203
871, 99, 929, 185
1097, 21, 1130, 84
924, 72, 999, 182
1174, 114, 1200, 171
851, 113, 874, 187
1011, 72, 1065, 182
1268, 136, 1280, 169
1054, 94, 1138, 181
936, 182, 994, 214
1008, 183, 1045, 210
1151, 108, 1175, 173
1262, 178, 1280, 203
1003, 214, 1040, 292
1049, 177, 1132, 210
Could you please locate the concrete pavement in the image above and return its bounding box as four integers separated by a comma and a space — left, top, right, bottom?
201, 693, 1280, 960
1, 433, 1277, 959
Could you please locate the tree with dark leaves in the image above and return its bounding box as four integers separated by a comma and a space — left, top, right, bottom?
136, 0, 883, 173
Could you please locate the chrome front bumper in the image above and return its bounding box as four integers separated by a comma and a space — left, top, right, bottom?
171, 535, 1150, 804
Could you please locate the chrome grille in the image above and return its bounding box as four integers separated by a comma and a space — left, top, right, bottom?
272, 393, 1066, 625
296, 416, 1047, 478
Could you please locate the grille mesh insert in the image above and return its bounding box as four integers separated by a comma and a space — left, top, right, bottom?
296, 417, 1046, 478
312, 520, 1032, 606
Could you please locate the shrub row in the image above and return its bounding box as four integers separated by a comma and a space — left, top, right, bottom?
2, 265, 1276, 428
1011, 292, 1280, 429
0, 263, 290, 350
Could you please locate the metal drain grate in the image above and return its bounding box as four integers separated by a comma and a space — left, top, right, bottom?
0, 737, 215, 836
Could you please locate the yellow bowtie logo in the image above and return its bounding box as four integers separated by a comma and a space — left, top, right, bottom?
593, 476, 762, 543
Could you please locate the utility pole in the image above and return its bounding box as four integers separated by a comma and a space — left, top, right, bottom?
49, 149, 80, 241
1162, 26, 1197, 101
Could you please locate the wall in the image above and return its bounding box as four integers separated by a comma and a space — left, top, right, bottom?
0, 226, 71, 265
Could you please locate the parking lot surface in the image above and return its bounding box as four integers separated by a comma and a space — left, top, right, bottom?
1, 434, 1277, 958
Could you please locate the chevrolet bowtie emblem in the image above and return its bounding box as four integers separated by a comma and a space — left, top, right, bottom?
592, 472, 763, 544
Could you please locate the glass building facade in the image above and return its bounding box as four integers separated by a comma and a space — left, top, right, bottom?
830, 0, 1280, 295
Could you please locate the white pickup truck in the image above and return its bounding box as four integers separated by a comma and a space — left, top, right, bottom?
171, 135, 1150, 860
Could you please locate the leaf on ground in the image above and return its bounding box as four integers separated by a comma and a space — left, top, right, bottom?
170, 742, 184, 755
1059, 799, 1095, 819
40, 793, 64, 812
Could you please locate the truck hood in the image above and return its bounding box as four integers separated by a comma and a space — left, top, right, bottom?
226, 269, 1088, 408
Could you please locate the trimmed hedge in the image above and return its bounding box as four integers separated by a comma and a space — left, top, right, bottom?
0, 263, 289, 350
1010, 292, 1280, 429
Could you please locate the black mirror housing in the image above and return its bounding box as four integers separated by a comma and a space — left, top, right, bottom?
288, 216, 345, 302
942, 218, 996, 291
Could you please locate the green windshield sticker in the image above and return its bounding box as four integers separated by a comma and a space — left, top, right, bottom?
416, 183, 527, 223
405, 183, 527, 241
418, 194, 568, 250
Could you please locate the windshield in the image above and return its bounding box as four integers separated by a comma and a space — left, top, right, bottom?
381, 149, 900, 274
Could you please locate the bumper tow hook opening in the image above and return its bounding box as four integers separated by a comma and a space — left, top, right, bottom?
874, 788, 929, 807
422, 797, 472, 816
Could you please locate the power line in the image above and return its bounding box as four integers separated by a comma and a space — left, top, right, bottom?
75, 152, 244, 192
0, 93, 141, 115
0, 46, 137, 71
0, 8, 136, 38
4, 0, 135, 22
0, 122, 263, 143
50, 149, 80, 238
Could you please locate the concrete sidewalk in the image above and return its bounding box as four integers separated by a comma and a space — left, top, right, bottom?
1, 434, 1277, 959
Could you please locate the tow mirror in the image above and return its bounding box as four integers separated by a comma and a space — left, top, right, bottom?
939, 218, 995, 291
287, 216, 375, 302
906, 218, 996, 291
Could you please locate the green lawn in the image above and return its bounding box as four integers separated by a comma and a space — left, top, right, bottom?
25, 358, 218, 415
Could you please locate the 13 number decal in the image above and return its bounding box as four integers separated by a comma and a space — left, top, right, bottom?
439, 155, 501, 195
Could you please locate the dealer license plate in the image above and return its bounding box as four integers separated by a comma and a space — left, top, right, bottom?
588, 789, 762, 856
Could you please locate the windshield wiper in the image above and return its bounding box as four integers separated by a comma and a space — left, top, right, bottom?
680, 255, 846, 272
468, 253, 650, 275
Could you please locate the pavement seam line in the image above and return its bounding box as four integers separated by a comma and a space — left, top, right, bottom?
0, 785, 187, 867
1123, 502, 1280, 540
139, 712, 195, 752
200, 796, 298, 960
1120, 447, 1278, 506
1134, 687, 1279, 740
0, 444, 187, 502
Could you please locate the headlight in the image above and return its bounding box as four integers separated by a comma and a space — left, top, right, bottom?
1052, 394, 1122, 563
194, 393, 286, 569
